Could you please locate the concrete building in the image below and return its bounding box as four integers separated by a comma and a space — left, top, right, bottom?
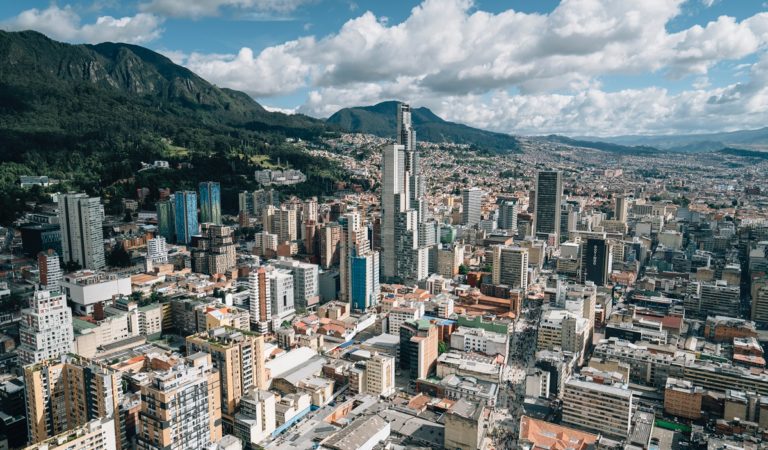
562, 378, 634, 439
664, 377, 703, 420
497, 199, 518, 233
614, 195, 629, 223
234, 390, 275, 447
269, 269, 295, 321
60, 271, 132, 315
273, 259, 320, 311
24, 417, 117, 450
18, 290, 74, 366
537, 309, 590, 363
399, 319, 438, 379
191, 224, 237, 275
450, 327, 509, 358
146, 236, 168, 265
319, 223, 342, 269
443, 398, 489, 450
686, 280, 740, 318
248, 267, 271, 332
58, 193, 105, 270
365, 353, 395, 397
136, 353, 222, 450
490, 245, 529, 291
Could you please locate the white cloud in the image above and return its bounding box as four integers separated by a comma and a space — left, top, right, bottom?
139, 0, 310, 19
1, 5, 163, 44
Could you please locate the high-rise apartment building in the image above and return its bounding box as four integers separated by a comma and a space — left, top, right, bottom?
199, 181, 222, 225
136, 353, 222, 450
461, 188, 482, 227
146, 236, 168, 265
264, 206, 298, 243
186, 328, 268, 429
38, 249, 62, 291
175, 191, 198, 245
58, 193, 106, 269
156, 198, 175, 243
319, 223, 342, 269
339, 211, 380, 309
18, 289, 74, 366
191, 224, 237, 275
491, 245, 529, 291
249, 267, 271, 332
533, 171, 563, 239
24, 357, 123, 447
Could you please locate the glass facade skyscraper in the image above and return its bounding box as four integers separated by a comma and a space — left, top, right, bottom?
199, 181, 222, 225
175, 191, 198, 245
157, 197, 175, 243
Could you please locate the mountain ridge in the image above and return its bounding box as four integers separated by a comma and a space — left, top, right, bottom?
327, 100, 520, 152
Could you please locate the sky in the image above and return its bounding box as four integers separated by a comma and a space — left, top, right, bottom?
1, 0, 768, 137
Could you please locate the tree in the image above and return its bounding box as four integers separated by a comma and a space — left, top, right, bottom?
458, 264, 469, 275
107, 243, 131, 267
438, 341, 448, 355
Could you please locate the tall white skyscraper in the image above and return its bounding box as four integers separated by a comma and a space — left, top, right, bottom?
18, 289, 74, 366
249, 267, 271, 332
58, 193, 106, 269
269, 269, 295, 320
147, 236, 168, 264
381, 103, 431, 282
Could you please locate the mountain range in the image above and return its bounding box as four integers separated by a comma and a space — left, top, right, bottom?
327, 101, 520, 152
575, 128, 768, 152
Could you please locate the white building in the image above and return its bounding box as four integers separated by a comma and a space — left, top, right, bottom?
461, 188, 482, 227
61, 271, 132, 315
269, 269, 295, 320
449, 327, 509, 358
18, 290, 74, 366
273, 258, 319, 310
388, 305, 424, 336
147, 236, 168, 264
58, 193, 106, 270
491, 245, 529, 290
365, 353, 395, 397
562, 378, 634, 439
234, 390, 276, 446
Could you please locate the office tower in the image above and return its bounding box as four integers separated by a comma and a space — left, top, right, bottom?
615, 195, 629, 222
187, 328, 268, 429
234, 390, 276, 447
269, 269, 295, 320
365, 353, 395, 397
304, 220, 318, 258
175, 191, 198, 245
273, 259, 320, 311
249, 267, 271, 332
319, 223, 342, 268
136, 353, 222, 450
156, 197, 175, 243
18, 290, 74, 366
461, 188, 482, 226
38, 250, 62, 291
302, 199, 318, 223
562, 378, 634, 439
399, 319, 438, 379
533, 171, 563, 239
199, 181, 222, 225
238, 190, 254, 216
381, 103, 430, 282
58, 193, 106, 269
191, 224, 237, 275
25, 357, 123, 447
497, 199, 518, 233
146, 236, 168, 265
491, 245, 529, 290
582, 238, 613, 286
687, 280, 741, 318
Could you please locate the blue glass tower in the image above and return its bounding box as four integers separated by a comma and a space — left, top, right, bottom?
175, 191, 198, 245
199, 181, 222, 225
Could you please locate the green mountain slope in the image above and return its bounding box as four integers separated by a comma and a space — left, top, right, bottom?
0, 30, 339, 224
327, 100, 520, 152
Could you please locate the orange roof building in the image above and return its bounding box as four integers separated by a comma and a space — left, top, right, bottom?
519, 416, 599, 450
